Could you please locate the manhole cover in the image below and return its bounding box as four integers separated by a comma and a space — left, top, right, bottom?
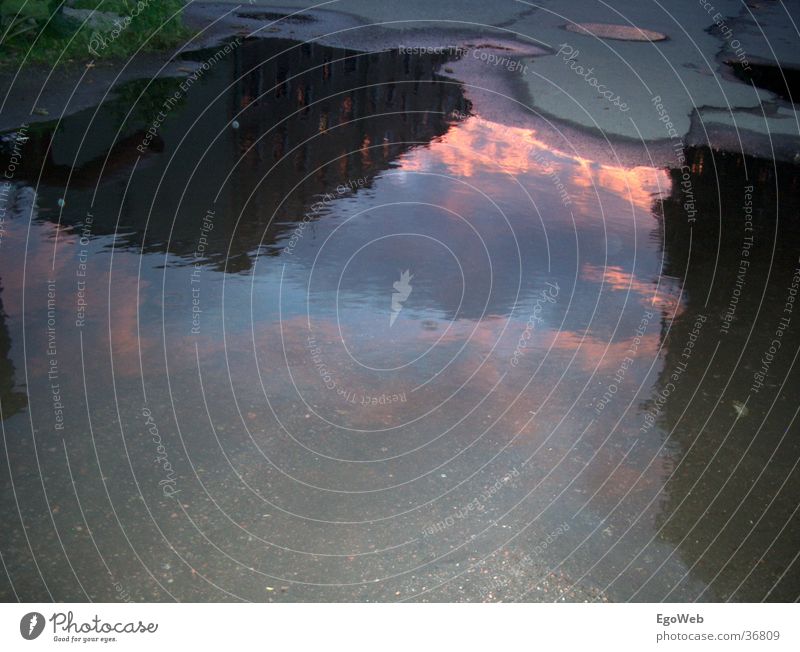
564, 22, 667, 42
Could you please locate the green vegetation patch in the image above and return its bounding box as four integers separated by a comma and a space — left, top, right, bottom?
0, 0, 189, 65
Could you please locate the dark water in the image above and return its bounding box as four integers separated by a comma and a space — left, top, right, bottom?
0, 38, 798, 602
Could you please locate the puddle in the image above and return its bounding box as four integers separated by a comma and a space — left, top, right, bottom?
0, 37, 798, 602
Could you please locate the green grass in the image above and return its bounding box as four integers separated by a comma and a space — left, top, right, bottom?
0, 0, 191, 66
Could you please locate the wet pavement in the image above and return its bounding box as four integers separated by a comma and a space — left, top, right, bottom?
0, 35, 798, 602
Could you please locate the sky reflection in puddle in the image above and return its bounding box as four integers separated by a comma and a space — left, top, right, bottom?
0, 37, 798, 603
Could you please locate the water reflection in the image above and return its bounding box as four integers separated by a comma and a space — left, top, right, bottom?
649, 149, 800, 601
0, 283, 26, 420
4, 40, 465, 272
0, 37, 797, 602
